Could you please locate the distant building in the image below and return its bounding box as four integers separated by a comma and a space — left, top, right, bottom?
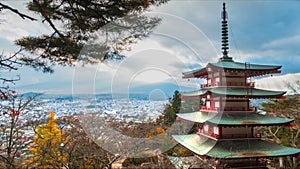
173, 3, 300, 169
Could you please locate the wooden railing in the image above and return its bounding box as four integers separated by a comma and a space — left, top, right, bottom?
200, 82, 255, 88
200, 107, 257, 112
220, 133, 260, 139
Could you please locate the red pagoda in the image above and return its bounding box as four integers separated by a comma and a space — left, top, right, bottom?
173, 3, 300, 169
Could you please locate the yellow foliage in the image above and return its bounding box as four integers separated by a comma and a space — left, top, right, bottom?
26, 110, 70, 168
147, 127, 165, 138
178, 147, 193, 156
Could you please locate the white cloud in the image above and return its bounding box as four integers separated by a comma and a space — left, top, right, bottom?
0, 13, 48, 40
262, 35, 300, 48
255, 73, 300, 95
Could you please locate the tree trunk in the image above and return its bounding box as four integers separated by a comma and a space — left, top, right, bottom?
279, 157, 284, 169
293, 156, 297, 169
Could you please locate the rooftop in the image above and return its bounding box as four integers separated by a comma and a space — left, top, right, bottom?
176, 111, 293, 126
181, 87, 286, 98
183, 60, 282, 79
173, 134, 300, 159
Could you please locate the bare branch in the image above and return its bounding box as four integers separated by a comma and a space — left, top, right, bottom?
0, 2, 36, 21
0, 48, 24, 85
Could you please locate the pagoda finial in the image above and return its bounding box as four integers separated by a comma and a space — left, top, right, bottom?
220, 2, 232, 61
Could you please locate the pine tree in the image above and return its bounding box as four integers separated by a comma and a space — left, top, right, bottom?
15, 0, 169, 73
169, 90, 181, 123
27, 110, 70, 168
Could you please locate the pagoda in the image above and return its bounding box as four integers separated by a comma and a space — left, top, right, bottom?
173, 3, 300, 169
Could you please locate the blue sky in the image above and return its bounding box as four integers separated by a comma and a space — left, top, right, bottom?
1, 1, 300, 95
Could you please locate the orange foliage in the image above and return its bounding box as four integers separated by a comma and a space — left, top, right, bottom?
147, 127, 165, 138
156, 127, 165, 134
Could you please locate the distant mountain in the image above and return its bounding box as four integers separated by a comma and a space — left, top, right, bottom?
129, 82, 197, 98
21, 92, 44, 97
255, 72, 300, 95
18, 72, 299, 98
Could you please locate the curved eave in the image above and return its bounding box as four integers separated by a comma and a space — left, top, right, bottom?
173, 134, 300, 159
182, 61, 281, 79
245, 69, 281, 77
211, 87, 286, 98
209, 113, 294, 126
172, 134, 216, 156
182, 68, 207, 79
182, 60, 282, 79
209, 61, 282, 71
211, 139, 300, 158
177, 112, 294, 126
181, 89, 209, 97
176, 111, 211, 124
181, 87, 286, 98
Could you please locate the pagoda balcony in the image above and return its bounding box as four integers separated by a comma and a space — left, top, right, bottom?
197, 129, 261, 140
217, 159, 267, 169
201, 82, 255, 88
200, 107, 257, 112
200, 106, 215, 111
200, 84, 213, 88
223, 107, 257, 112
224, 82, 255, 87
196, 131, 261, 140
197, 130, 220, 139
221, 133, 261, 139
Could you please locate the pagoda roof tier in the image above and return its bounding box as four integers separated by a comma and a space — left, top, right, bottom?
176, 111, 293, 126
181, 87, 286, 98
172, 134, 300, 159
183, 60, 281, 79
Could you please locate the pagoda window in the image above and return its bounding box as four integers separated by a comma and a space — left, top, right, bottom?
208, 79, 212, 85
206, 101, 211, 108
204, 124, 209, 133
215, 101, 220, 108
215, 77, 220, 86
213, 126, 219, 135
207, 67, 212, 72
207, 94, 211, 99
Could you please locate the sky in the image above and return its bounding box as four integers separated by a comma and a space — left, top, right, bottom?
1, 1, 300, 95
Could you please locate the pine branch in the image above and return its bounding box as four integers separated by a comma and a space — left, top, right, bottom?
32, 0, 64, 37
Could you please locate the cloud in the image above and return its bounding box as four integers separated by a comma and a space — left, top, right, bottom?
0, 1, 51, 42
262, 35, 300, 55
3, 1, 300, 94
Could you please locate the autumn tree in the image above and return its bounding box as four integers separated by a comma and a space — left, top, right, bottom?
57, 115, 118, 168
0, 92, 36, 169
26, 110, 70, 168
261, 96, 300, 168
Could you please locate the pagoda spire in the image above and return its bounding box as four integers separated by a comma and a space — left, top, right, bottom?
220, 2, 232, 61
